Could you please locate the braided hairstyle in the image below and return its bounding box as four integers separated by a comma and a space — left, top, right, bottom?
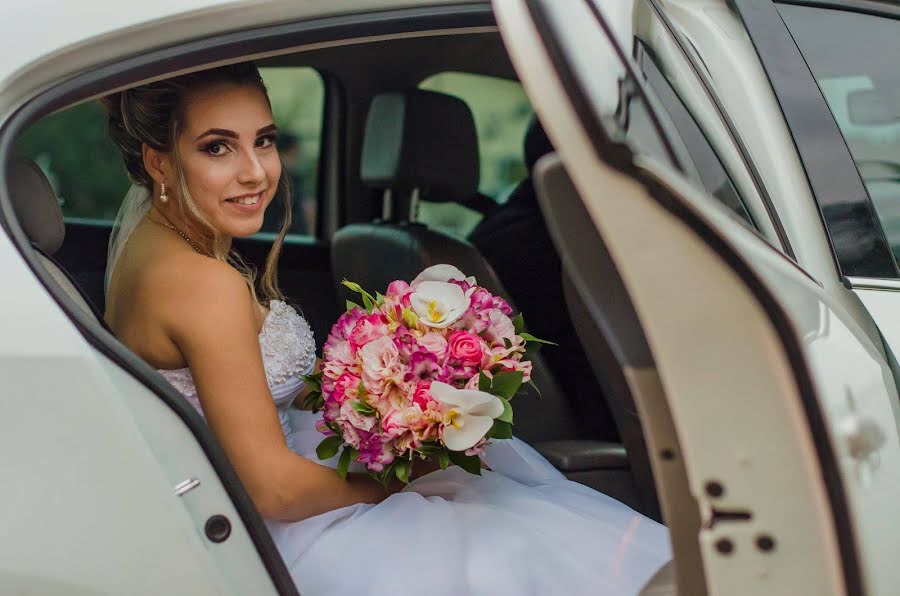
101, 62, 292, 303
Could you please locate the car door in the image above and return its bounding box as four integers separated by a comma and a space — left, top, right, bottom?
726, 2, 900, 384
493, 0, 900, 594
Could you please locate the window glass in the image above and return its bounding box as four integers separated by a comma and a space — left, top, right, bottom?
636, 44, 755, 228
417, 72, 534, 238
779, 6, 900, 261
14, 67, 325, 239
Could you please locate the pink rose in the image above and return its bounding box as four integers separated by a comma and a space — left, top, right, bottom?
412, 380, 434, 410
448, 331, 484, 366
419, 332, 448, 359
349, 313, 390, 353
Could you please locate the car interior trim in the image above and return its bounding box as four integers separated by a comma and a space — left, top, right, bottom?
733, 0, 899, 280
776, 0, 900, 19
525, 0, 864, 592
0, 6, 495, 593
645, 0, 797, 261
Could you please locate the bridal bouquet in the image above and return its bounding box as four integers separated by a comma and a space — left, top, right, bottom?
302, 264, 550, 485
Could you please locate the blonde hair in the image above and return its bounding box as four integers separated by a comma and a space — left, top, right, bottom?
102, 62, 291, 303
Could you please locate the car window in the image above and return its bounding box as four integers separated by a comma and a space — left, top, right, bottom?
417, 71, 534, 238
778, 5, 900, 262
14, 67, 325, 240
636, 44, 756, 229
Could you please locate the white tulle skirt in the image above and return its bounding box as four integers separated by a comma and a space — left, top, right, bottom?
266, 409, 671, 596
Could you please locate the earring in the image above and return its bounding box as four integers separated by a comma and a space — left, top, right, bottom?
160, 182, 168, 203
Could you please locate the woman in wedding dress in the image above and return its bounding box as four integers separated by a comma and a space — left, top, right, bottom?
102, 62, 671, 596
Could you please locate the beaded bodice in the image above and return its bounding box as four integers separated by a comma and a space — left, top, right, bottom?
158, 300, 316, 440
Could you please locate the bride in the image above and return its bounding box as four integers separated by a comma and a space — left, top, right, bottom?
102, 62, 671, 595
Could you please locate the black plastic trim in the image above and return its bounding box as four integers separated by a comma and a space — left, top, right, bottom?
777, 0, 900, 18
645, 0, 797, 261
523, 0, 863, 593
0, 6, 494, 595
731, 0, 898, 279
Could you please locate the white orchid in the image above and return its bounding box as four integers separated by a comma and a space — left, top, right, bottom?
430, 381, 504, 451
411, 264, 477, 288
409, 281, 470, 328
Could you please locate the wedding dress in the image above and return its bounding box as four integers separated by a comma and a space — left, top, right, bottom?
158, 299, 671, 596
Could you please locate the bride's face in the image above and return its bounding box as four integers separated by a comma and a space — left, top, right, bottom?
174, 82, 281, 238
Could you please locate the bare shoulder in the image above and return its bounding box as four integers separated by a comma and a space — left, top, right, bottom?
139, 252, 257, 344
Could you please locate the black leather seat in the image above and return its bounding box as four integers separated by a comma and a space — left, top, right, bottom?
331, 91, 647, 508
332, 90, 581, 444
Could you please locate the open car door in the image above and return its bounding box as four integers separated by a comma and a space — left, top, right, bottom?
493, 1, 900, 595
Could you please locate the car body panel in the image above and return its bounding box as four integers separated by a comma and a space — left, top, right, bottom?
0, 229, 280, 594
496, 0, 900, 592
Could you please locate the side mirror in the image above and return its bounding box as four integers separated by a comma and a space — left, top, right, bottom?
848, 89, 898, 126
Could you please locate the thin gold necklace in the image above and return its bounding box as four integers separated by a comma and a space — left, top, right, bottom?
148, 212, 206, 255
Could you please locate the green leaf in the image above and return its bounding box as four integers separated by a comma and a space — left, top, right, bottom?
401, 307, 419, 328
301, 391, 324, 412
346, 299, 363, 311
375, 292, 386, 307
489, 420, 514, 439
342, 279, 377, 306
497, 397, 513, 423
448, 450, 482, 475
316, 435, 343, 460
520, 332, 557, 345
336, 446, 354, 480
478, 371, 492, 393
438, 449, 450, 470
512, 313, 525, 335
523, 342, 542, 358
350, 400, 377, 416
395, 458, 411, 484
362, 293, 375, 312
527, 379, 543, 398
503, 337, 513, 349
489, 370, 524, 400
301, 371, 323, 392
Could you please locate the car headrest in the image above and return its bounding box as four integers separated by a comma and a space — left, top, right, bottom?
360, 90, 479, 203
6, 158, 64, 255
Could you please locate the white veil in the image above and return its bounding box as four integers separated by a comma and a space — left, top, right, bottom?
105, 184, 152, 294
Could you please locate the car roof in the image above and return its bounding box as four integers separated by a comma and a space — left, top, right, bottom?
0, 0, 488, 115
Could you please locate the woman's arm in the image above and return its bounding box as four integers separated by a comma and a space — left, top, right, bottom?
163, 258, 391, 521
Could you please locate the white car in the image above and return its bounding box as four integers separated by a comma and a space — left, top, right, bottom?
2, 0, 899, 594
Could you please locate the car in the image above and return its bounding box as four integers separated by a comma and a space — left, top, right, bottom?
2, 0, 899, 594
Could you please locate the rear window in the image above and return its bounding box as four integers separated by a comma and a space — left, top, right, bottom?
15, 66, 326, 239
778, 5, 900, 262
417, 71, 534, 238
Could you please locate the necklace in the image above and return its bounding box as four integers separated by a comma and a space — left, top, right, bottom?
148, 213, 206, 255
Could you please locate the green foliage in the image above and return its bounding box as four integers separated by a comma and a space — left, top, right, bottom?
316, 436, 343, 460
512, 313, 525, 335
350, 400, 377, 417
448, 450, 482, 475
489, 420, 514, 440
337, 446, 356, 480
488, 370, 524, 400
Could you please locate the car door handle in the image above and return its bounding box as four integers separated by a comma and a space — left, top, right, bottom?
174, 477, 201, 497
838, 414, 886, 462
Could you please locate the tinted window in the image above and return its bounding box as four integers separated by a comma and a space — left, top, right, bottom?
417, 72, 534, 238
779, 5, 900, 261
15, 67, 325, 239
637, 44, 755, 228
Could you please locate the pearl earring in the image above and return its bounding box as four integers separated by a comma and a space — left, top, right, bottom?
160, 182, 168, 203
